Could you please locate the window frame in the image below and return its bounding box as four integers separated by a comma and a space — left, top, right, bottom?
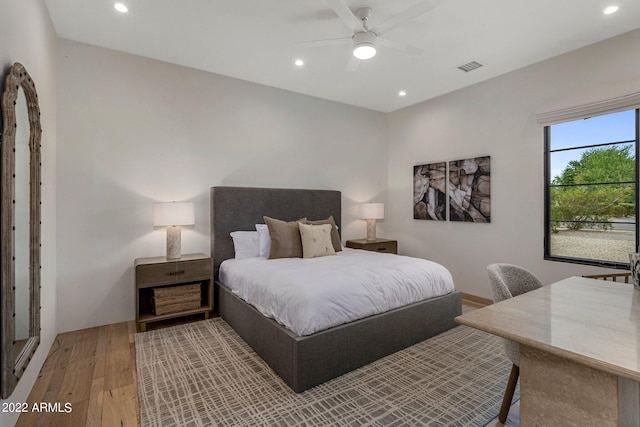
543, 109, 640, 269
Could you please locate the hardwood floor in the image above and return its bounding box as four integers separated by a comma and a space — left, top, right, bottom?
17, 296, 519, 426
17, 322, 138, 427
485, 401, 520, 427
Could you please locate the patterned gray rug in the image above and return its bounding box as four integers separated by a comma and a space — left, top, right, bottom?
136, 317, 518, 426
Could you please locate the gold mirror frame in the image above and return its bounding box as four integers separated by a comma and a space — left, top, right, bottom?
0, 63, 42, 398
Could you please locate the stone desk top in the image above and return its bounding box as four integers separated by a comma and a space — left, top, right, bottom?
456, 276, 640, 382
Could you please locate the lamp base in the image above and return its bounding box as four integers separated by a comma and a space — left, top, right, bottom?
166, 226, 182, 259
365, 219, 377, 242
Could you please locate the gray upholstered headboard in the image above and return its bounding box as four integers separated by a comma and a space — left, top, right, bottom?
210, 186, 342, 279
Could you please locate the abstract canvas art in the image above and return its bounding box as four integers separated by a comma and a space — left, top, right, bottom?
448, 156, 491, 222
413, 162, 447, 220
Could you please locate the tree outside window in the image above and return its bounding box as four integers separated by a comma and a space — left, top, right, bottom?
545, 109, 638, 267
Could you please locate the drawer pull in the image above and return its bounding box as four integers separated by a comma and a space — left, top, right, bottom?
376, 247, 387, 251
168, 270, 186, 276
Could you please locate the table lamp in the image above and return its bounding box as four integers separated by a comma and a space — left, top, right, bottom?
359, 202, 384, 242
153, 202, 195, 259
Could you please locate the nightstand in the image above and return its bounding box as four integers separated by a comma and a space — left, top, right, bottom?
346, 238, 398, 254
135, 253, 213, 332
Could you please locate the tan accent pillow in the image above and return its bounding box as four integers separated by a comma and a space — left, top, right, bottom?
301, 215, 342, 252
263, 216, 303, 259
298, 223, 336, 258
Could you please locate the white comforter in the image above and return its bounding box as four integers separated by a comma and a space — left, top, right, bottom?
219, 248, 454, 336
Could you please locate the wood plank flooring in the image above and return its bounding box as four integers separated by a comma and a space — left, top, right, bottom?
17, 297, 519, 426
17, 322, 138, 427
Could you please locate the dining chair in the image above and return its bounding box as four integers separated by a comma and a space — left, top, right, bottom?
486, 263, 543, 423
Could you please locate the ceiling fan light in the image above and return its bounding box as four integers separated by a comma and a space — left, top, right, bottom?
352, 31, 377, 60
353, 43, 376, 60
114, 2, 128, 13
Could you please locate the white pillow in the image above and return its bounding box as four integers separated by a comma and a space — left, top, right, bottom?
298, 223, 336, 259
230, 231, 260, 259
255, 224, 271, 258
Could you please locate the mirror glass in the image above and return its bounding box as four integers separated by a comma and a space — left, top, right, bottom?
1, 63, 42, 398
14, 87, 30, 359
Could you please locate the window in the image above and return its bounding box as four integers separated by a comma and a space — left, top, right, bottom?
544, 109, 639, 268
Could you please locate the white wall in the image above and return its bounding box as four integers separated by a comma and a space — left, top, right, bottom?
57, 29, 640, 328
387, 29, 640, 299
56, 40, 388, 332
0, 0, 57, 423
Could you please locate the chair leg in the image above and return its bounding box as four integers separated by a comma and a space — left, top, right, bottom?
499, 364, 519, 423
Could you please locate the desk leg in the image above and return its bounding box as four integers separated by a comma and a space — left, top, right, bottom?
618, 377, 640, 426
520, 345, 619, 426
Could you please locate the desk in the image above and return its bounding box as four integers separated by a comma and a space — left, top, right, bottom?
455, 276, 640, 426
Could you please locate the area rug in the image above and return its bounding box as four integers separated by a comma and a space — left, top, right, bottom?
136, 317, 518, 426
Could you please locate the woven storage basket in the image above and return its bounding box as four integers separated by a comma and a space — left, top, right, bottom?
152, 283, 201, 315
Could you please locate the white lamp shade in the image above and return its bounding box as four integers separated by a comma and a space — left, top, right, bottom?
359, 203, 384, 220
153, 202, 195, 226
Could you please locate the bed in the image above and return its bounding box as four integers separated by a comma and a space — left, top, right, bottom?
211, 186, 462, 392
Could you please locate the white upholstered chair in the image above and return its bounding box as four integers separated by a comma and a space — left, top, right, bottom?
487, 263, 543, 423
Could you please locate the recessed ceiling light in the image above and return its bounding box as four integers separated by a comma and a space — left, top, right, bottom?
114, 3, 128, 13
294, 59, 304, 67
603, 5, 619, 14
398, 90, 407, 97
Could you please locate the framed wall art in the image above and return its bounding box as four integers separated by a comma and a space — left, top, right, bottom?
448, 156, 491, 222
413, 162, 446, 220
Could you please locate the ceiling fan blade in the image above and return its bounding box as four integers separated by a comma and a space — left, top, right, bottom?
377, 37, 423, 55
296, 36, 351, 47
325, 0, 364, 32
345, 54, 361, 72
371, 0, 434, 35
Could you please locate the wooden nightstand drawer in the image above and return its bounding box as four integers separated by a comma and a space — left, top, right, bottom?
136, 259, 211, 288
346, 239, 398, 254
366, 241, 397, 254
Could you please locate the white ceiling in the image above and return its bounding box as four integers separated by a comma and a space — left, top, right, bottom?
44, 0, 640, 113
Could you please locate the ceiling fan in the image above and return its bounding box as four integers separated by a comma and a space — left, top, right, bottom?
299, 0, 434, 70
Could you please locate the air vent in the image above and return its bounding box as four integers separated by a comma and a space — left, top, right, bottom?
457, 60, 484, 73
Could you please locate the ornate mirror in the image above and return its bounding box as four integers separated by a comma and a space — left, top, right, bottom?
0, 63, 42, 398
